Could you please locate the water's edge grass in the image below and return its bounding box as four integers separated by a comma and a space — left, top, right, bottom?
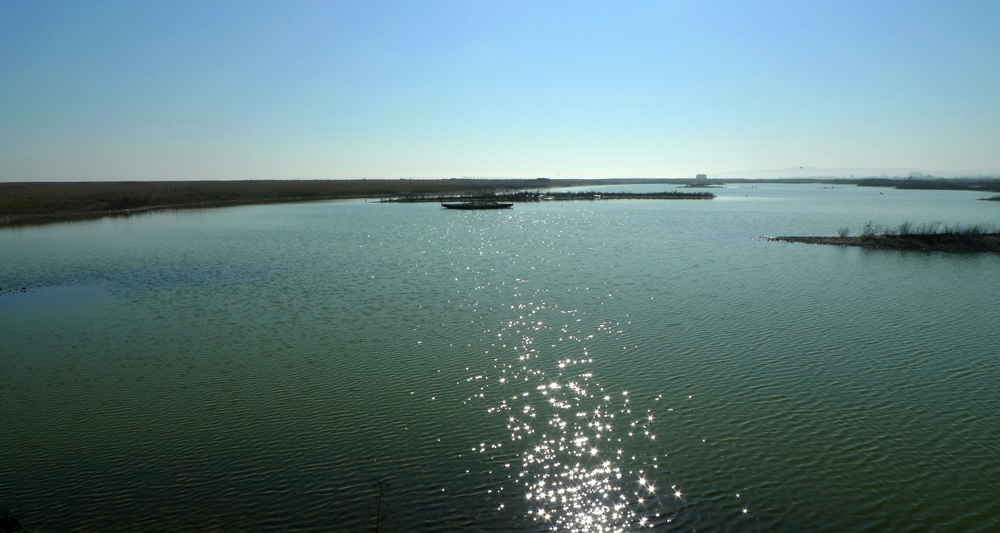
768, 222, 1000, 253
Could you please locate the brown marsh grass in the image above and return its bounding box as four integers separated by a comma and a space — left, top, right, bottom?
0, 179, 615, 224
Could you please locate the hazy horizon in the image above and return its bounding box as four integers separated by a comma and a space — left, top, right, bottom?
3, 1, 999, 182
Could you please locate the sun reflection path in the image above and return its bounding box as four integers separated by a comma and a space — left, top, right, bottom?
511, 386, 664, 532
478, 308, 670, 532
450, 214, 753, 530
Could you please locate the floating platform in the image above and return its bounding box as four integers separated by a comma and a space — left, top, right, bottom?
441, 202, 513, 210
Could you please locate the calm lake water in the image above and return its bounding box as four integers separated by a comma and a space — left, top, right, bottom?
2, 184, 999, 532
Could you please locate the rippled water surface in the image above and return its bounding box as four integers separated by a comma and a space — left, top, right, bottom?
2, 184, 999, 532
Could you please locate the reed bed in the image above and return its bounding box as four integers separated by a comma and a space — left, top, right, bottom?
857, 221, 999, 237
770, 221, 1000, 253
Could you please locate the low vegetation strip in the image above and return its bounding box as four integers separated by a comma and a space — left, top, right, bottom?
0, 178, 720, 225
0, 179, 558, 225
382, 191, 713, 203
767, 222, 1000, 253
856, 178, 1000, 192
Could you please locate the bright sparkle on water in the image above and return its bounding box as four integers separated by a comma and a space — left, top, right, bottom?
481, 310, 668, 532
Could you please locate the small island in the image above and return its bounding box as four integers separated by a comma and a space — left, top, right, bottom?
767, 222, 1000, 253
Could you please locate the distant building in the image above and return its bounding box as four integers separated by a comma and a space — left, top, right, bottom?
695, 174, 708, 183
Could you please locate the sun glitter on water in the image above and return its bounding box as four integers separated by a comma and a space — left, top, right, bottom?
499, 378, 667, 531
475, 305, 671, 532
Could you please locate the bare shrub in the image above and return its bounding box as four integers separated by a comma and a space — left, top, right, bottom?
861, 221, 876, 237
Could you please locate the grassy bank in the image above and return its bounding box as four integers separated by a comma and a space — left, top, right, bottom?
1, 179, 634, 225
856, 178, 1000, 193
768, 222, 1000, 253
0, 179, 532, 221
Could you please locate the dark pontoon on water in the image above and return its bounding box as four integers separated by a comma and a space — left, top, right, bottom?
441, 201, 513, 210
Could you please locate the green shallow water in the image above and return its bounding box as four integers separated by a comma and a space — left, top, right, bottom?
1, 184, 999, 532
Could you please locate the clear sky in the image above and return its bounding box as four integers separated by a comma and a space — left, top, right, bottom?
2, 1, 999, 181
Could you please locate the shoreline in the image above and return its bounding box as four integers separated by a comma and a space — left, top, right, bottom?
766, 234, 1000, 253
0, 193, 378, 226
5, 178, 997, 226
0, 178, 634, 226
380, 190, 713, 203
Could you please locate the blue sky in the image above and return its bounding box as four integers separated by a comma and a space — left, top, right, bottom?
2, 0, 999, 181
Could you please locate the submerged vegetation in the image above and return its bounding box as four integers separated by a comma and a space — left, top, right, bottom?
768, 222, 1000, 253
364, 481, 393, 533
0, 509, 24, 532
